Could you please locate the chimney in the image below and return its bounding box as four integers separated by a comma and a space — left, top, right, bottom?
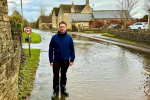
86, 0, 89, 5
71, 1, 75, 13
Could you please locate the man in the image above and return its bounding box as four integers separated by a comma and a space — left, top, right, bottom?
49, 21, 75, 99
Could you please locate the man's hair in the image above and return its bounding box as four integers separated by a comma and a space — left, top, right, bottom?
59, 21, 67, 27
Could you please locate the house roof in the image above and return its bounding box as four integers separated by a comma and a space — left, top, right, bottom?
69, 14, 92, 22
92, 10, 132, 19
53, 7, 59, 16
60, 4, 85, 13
40, 16, 52, 23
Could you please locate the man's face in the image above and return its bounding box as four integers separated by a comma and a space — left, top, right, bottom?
59, 24, 67, 34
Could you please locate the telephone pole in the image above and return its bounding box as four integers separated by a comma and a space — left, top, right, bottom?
20, 0, 24, 48
20, 0, 24, 31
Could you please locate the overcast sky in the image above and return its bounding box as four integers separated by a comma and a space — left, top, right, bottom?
7, 0, 148, 22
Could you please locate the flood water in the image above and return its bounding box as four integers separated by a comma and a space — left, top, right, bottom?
26, 29, 150, 100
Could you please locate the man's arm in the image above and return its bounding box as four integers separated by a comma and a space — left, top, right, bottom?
49, 36, 54, 64
70, 37, 75, 63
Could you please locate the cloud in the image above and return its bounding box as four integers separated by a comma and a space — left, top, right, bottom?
16, 0, 33, 5
133, 13, 145, 18
22, 0, 33, 4
93, 2, 116, 10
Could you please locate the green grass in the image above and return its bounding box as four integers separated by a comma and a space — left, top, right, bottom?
102, 33, 134, 43
20, 23, 23, 32
18, 49, 40, 100
116, 38, 133, 43
102, 33, 116, 37
22, 32, 41, 43
84, 31, 95, 33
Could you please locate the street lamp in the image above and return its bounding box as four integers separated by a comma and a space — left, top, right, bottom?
148, 9, 150, 29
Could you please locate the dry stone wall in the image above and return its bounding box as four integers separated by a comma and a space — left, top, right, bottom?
108, 30, 150, 44
0, 0, 22, 100
78, 24, 111, 33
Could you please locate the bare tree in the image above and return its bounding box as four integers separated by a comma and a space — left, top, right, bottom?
7, 1, 17, 5
143, 0, 150, 10
114, 0, 139, 29
38, 4, 47, 17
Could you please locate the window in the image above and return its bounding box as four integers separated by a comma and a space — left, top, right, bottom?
81, 23, 84, 27
53, 16, 55, 20
60, 15, 61, 19
53, 23, 55, 27
136, 23, 142, 25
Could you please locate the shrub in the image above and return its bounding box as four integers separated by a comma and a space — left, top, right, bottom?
10, 17, 22, 36
11, 15, 22, 23
143, 15, 148, 20
72, 24, 78, 31
17, 23, 21, 30
110, 19, 120, 24
10, 18, 17, 36
36, 18, 39, 29
89, 20, 105, 28
95, 21, 105, 28
89, 20, 95, 28
136, 18, 148, 22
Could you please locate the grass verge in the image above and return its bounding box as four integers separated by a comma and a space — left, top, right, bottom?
102, 33, 133, 43
22, 32, 41, 43
84, 31, 95, 33
102, 33, 116, 37
18, 49, 40, 100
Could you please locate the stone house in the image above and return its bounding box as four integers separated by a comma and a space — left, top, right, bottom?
52, 0, 92, 29
92, 10, 132, 25
39, 16, 52, 30
66, 14, 92, 30
52, 7, 59, 29
51, 0, 132, 30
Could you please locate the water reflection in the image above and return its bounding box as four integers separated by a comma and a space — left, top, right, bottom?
54, 93, 69, 100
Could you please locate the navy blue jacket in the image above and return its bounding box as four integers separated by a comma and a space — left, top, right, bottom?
49, 31, 75, 63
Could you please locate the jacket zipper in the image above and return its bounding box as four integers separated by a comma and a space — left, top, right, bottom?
61, 37, 64, 59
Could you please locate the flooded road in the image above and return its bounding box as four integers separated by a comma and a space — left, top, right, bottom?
26, 29, 150, 100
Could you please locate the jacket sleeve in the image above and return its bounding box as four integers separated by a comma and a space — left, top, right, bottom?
49, 36, 54, 63
70, 37, 75, 63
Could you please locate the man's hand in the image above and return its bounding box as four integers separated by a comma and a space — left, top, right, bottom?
70, 62, 73, 66
50, 63, 53, 66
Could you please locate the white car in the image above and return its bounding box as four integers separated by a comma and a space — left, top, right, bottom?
128, 22, 148, 30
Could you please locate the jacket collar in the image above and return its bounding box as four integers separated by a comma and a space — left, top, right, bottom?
58, 31, 67, 37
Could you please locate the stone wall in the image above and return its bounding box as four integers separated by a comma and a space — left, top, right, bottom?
108, 30, 150, 44
0, 0, 22, 100
78, 24, 111, 33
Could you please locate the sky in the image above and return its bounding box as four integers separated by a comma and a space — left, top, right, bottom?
7, 0, 148, 22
